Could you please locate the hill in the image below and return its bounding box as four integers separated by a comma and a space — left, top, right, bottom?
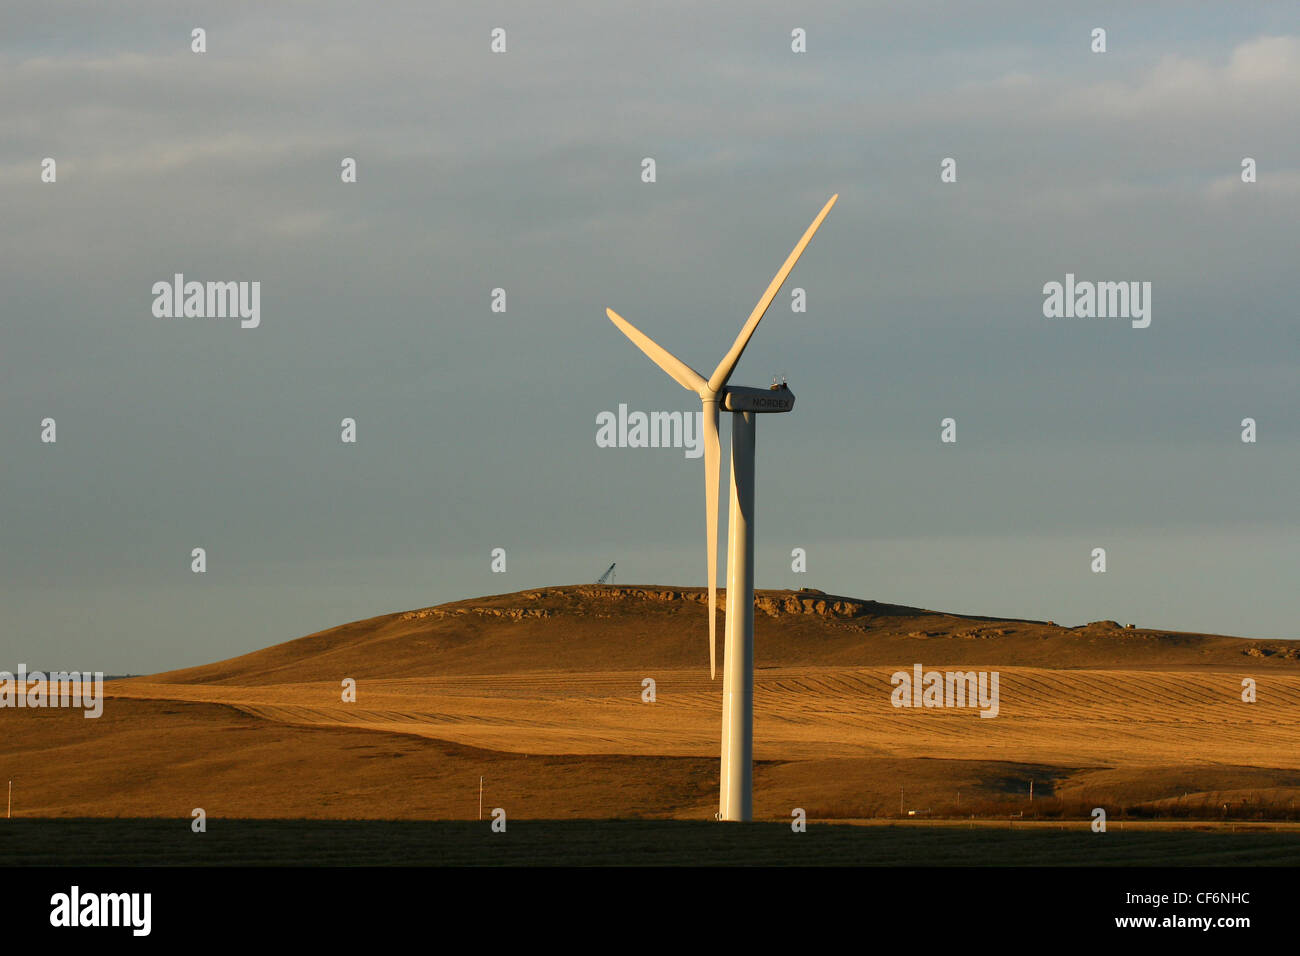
146, 585, 1298, 685
3, 585, 1298, 825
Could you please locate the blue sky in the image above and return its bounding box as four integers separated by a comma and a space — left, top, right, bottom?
3, 2, 1297, 671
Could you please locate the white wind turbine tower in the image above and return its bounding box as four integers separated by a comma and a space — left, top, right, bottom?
606, 194, 838, 821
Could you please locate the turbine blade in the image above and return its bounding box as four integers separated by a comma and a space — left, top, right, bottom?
707, 194, 838, 393
703, 399, 721, 680
606, 308, 707, 393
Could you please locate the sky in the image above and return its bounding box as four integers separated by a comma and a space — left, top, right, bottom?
3, 1, 1297, 673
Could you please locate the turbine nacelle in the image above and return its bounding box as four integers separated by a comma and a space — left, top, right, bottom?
722, 384, 795, 413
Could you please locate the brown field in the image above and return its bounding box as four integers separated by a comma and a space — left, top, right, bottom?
4, 585, 1299, 822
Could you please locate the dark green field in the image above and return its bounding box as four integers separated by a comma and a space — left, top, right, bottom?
5, 819, 1300, 866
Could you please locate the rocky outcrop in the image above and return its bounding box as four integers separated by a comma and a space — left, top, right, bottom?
400, 607, 552, 623
753, 594, 870, 618
1244, 644, 1300, 659
522, 585, 878, 620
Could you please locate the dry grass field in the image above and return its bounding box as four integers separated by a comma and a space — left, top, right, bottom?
4, 586, 1299, 825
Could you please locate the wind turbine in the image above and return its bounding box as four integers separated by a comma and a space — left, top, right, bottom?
606, 193, 838, 821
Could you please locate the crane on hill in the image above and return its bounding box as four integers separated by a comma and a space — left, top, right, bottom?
596, 563, 616, 585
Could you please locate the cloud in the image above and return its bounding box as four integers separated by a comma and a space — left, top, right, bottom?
1067, 34, 1300, 120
